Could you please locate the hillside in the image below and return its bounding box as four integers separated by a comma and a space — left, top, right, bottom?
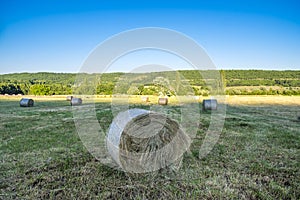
0, 70, 299, 95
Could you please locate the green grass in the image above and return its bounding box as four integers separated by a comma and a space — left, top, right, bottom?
0, 99, 299, 199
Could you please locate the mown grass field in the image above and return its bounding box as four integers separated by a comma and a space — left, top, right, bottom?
0, 95, 299, 199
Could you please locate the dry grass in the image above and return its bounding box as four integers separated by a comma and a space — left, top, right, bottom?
2, 94, 299, 106
0, 95, 299, 199
226, 95, 300, 106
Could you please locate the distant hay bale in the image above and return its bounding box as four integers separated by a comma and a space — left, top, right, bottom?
106, 109, 190, 174
66, 96, 73, 101
158, 97, 168, 105
193, 96, 200, 100
20, 98, 34, 107
70, 97, 82, 106
203, 99, 218, 110
141, 96, 149, 102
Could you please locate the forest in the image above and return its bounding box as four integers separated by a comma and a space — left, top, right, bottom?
0, 70, 299, 96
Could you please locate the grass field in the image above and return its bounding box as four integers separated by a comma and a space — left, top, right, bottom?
0, 95, 299, 199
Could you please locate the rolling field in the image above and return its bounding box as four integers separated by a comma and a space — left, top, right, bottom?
0, 95, 300, 199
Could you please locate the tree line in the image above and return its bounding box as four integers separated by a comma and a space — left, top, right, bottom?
0, 70, 299, 96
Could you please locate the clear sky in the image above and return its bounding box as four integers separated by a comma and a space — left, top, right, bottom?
0, 0, 299, 74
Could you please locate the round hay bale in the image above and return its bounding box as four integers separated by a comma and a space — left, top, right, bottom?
66, 96, 73, 101
141, 96, 149, 102
106, 109, 190, 173
70, 97, 82, 106
193, 96, 200, 100
20, 98, 34, 107
203, 99, 217, 110
158, 97, 168, 105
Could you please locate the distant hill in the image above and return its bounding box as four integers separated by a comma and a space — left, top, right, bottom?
0, 70, 299, 95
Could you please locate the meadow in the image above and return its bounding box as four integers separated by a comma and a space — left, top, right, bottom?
0, 95, 299, 199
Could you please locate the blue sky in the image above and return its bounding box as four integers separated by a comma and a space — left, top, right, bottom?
0, 0, 299, 74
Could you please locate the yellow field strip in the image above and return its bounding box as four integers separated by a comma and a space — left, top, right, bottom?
0, 95, 299, 106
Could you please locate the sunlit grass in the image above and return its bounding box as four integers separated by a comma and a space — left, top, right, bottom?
0, 96, 299, 199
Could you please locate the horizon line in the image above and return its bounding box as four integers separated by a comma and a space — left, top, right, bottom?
1, 68, 300, 75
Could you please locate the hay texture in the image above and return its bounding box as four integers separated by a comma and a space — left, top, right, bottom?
70, 97, 82, 106
20, 98, 34, 107
203, 99, 218, 110
107, 109, 190, 173
158, 97, 168, 105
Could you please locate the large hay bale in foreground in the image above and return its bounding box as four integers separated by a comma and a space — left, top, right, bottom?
70, 97, 82, 106
20, 98, 34, 107
158, 97, 168, 105
203, 99, 218, 110
106, 109, 190, 173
